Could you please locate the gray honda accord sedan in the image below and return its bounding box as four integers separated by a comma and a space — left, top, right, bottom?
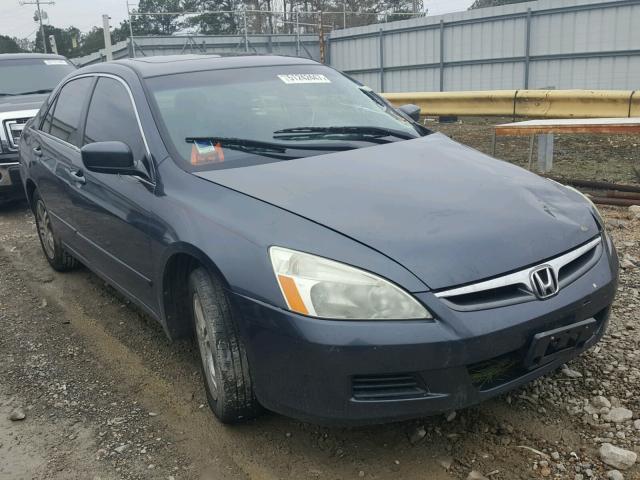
19, 55, 618, 425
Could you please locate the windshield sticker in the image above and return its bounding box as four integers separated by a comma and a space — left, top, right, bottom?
191, 140, 224, 166
43, 59, 69, 66
278, 74, 331, 85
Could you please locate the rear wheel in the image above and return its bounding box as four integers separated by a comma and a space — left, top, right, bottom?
33, 190, 79, 272
189, 267, 260, 423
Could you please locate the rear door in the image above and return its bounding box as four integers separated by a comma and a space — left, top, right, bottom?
31, 77, 95, 249
66, 76, 158, 313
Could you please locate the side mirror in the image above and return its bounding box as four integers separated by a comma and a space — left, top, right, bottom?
398, 104, 421, 122
81, 141, 136, 175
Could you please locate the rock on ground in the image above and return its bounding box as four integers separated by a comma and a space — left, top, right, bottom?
591, 395, 612, 409
599, 443, 637, 470
603, 407, 633, 423
467, 471, 489, 480
8, 408, 26, 421
606, 470, 624, 480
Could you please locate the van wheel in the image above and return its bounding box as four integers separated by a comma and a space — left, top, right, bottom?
189, 267, 260, 423
33, 190, 79, 272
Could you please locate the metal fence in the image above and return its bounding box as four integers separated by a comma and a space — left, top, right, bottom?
72, 33, 322, 67
72, 10, 425, 67
329, 0, 640, 92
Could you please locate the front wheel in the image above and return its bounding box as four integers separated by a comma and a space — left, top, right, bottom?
189, 267, 260, 423
33, 190, 79, 272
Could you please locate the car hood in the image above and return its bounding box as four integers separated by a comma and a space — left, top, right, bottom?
195, 133, 599, 290
0, 93, 48, 114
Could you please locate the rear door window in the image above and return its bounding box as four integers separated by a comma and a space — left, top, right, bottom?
46, 77, 94, 146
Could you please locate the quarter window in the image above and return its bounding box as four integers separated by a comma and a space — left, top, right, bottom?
46, 77, 94, 146
40, 97, 57, 134
83, 77, 146, 164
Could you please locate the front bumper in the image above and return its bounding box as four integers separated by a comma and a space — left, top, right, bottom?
0, 159, 24, 203
232, 236, 618, 425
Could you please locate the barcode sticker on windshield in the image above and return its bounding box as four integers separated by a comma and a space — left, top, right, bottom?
278, 74, 331, 84
44, 60, 68, 66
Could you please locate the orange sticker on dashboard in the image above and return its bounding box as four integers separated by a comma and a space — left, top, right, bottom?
191, 140, 224, 165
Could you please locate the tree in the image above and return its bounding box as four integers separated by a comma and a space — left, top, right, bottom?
112, 20, 135, 43
133, 0, 183, 35
76, 27, 108, 57
34, 25, 81, 57
469, 0, 529, 8
181, 0, 244, 35
0, 35, 24, 53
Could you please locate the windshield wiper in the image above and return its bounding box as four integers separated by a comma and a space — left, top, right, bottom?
0, 93, 17, 97
187, 136, 288, 153
14, 89, 53, 96
273, 126, 417, 142
186, 136, 357, 159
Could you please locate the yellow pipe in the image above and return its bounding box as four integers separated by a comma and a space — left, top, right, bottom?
382, 89, 640, 118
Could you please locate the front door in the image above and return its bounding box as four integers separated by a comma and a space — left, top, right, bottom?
66, 76, 158, 314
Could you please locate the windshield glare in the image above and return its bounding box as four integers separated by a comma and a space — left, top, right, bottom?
147, 65, 423, 170
0, 58, 75, 96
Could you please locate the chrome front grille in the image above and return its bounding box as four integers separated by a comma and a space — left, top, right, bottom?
0, 109, 38, 157
3, 118, 30, 151
435, 236, 602, 311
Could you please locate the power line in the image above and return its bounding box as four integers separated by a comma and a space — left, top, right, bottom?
20, 0, 55, 53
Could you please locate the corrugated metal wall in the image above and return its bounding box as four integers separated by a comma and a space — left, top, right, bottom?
329, 0, 640, 92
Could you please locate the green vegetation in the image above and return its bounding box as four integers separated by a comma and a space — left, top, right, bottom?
0, 35, 24, 54
470, 0, 530, 9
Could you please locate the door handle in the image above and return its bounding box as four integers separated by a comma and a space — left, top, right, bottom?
70, 169, 86, 185
32, 146, 43, 157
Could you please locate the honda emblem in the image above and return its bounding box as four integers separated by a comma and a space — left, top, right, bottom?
529, 265, 559, 299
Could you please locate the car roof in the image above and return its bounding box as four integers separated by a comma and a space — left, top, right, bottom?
0, 53, 70, 61
80, 54, 322, 79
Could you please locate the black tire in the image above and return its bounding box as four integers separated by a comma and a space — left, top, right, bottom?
32, 190, 79, 272
189, 267, 260, 423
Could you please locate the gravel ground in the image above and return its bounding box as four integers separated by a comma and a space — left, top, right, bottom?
0, 195, 639, 479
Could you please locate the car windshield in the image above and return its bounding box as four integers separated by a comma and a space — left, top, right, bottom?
0, 58, 75, 96
146, 64, 426, 171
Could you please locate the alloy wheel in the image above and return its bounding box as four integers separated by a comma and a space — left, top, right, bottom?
193, 293, 218, 400
36, 200, 55, 260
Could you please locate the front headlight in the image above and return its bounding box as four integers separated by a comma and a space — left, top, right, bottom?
269, 247, 431, 320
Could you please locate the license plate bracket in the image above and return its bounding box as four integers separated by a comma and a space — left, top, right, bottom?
524, 318, 596, 370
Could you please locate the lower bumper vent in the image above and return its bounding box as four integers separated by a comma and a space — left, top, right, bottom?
352, 374, 428, 401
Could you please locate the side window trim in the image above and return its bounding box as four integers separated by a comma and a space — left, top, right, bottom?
77, 73, 155, 184
75, 77, 98, 147
38, 95, 58, 132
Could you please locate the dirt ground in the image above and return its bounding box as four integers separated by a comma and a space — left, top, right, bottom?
430, 117, 640, 185
1, 168, 639, 478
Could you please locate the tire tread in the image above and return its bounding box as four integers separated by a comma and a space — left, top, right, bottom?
189, 268, 260, 423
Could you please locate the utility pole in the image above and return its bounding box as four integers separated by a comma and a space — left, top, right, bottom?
102, 14, 113, 61
21, 0, 55, 53
318, 11, 325, 63
343, 0, 347, 29
48, 34, 58, 54
126, 1, 136, 58
243, 9, 249, 52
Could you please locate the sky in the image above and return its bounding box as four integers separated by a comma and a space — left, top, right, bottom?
0, 0, 475, 40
